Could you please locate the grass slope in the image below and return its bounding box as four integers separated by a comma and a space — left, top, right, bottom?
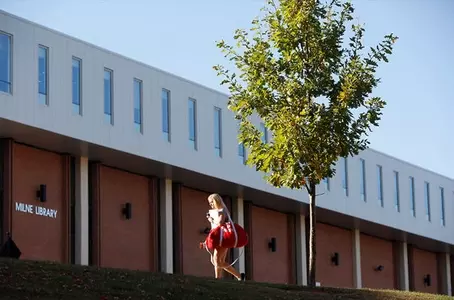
0, 258, 451, 300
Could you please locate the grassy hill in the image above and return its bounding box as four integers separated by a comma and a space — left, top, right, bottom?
0, 258, 451, 299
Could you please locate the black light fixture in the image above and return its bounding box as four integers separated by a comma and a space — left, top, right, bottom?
423, 274, 431, 287
36, 184, 47, 202
268, 237, 277, 252
331, 252, 340, 266
375, 265, 384, 272
122, 202, 132, 220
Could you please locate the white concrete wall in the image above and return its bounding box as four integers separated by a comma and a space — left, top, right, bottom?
316, 149, 454, 246
1, 11, 453, 245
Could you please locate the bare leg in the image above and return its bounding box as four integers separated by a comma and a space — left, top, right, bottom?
220, 248, 242, 279
213, 249, 224, 279
215, 248, 242, 280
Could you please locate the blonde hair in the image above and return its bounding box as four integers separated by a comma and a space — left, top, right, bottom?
208, 193, 224, 210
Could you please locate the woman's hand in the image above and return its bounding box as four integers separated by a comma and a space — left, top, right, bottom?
207, 215, 214, 224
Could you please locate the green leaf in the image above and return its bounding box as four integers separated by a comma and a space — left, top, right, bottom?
214, 0, 397, 189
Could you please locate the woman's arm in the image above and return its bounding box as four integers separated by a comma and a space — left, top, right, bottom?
216, 210, 226, 224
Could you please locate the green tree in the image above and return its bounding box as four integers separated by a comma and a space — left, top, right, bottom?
213, 0, 398, 287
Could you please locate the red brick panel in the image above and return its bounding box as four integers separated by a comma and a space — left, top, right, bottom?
360, 234, 395, 290
411, 247, 438, 294
11, 143, 69, 263
98, 166, 153, 271
180, 187, 214, 277
251, 205, 291, 284
316, 223, 354, 288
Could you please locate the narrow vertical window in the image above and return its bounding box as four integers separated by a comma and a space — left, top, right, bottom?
238, 144, 246, 164
323, 178, 330, 191
440, 187, 445, 226
72, 57, 81, 115
237, 120, 246, 164
409, 176, 416, 217
133, 78, 142, 133
214, 107, 222, 157
342, 157, 348, 196
0, 32, 12, 94
161, 89, 170, 142
260, 122, 268, 143
38, 45, 49, 105
393, 171, 400, 212
360, 158, 366, 201
103, 68, 113, 124
188, 98, 197, 150
424, 181, 431, 222
377, 165, 383, 207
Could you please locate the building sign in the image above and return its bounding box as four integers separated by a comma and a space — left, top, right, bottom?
15, 202, 58, 219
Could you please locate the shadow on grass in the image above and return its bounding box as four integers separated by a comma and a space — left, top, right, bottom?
0, 258, 451, 300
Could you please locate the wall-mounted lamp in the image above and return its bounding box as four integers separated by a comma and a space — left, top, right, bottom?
375, 265, 384, 272
200, 227, 210, 235
268, 237, 277, 252
423, 274, 431, 287
122, 202, 132, 220
331, 252, 340, 266
36, 184, 47, 202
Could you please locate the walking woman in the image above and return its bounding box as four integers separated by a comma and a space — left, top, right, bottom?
201, 193, 248, 281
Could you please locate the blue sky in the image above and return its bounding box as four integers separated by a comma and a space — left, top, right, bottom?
1, 0, 452, 178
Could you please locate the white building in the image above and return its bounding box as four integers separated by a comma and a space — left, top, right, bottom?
0, 9, 452, 294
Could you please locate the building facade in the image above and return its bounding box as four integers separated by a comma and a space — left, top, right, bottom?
0, 10, 453, 295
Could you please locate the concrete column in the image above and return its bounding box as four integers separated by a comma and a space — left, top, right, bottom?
296, 214, 308, 285
352, 229, 362, 288
159, 178, 173, 273
437, 252, 452, 296
232, 197, 246, 274
395, 241, 410, 291
74, 156, 89, 265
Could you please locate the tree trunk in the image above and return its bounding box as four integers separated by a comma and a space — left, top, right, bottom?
308, 180, 317, 287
